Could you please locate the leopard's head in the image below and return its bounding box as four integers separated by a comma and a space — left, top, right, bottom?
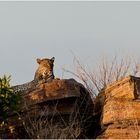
35, 57, 55, 80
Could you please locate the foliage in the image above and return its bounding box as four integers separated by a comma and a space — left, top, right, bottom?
0, 75, 20, 123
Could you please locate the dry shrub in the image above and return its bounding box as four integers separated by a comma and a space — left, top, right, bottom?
20, 99, 92, 139
63, 55, 140, 97
22, 111, 81, 139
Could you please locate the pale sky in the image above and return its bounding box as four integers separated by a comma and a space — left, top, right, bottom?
0, 1, 140, 85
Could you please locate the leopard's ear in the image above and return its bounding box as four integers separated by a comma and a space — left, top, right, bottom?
36, 58, 42, 64
51, 57, 55, 62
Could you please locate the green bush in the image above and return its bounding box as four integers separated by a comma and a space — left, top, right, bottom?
0, 75, 20, 123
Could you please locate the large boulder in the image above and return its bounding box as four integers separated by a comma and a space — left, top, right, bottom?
1, 79, 94, 139
95, 75, 140, 139
21, 79, 94, 115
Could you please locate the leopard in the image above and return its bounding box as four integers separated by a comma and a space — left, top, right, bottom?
34, 57, 55, 82
12, 57, 55, 94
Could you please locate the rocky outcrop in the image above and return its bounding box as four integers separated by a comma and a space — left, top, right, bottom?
3, 75, 140, 139
1, 79, 95, 139
21, 79, 94, 115
96, 75, 140, 139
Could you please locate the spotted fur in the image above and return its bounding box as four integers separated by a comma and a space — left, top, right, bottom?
13, 57, 55, 94
34, 57, 55, 81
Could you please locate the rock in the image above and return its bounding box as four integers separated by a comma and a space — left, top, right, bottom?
97, 123, 140, 139
22, 79, 81, 106
101, 97, 140, 126
5, 74, 140, 139
21, 79, 93, 114
100, 75, 140, 100
2, 78, 94, 139
96, 75, 140, 139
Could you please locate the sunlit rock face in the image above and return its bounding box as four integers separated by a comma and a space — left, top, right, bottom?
4, 75, 140, 139
95, 75, 140, 139
2, 79, 95, 139
20, 78, 95, 138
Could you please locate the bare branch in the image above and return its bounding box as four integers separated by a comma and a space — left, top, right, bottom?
63, 54, 140, 97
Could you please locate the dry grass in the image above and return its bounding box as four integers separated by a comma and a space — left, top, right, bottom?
20, 97, 93, 139
21, 108, 81, 138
